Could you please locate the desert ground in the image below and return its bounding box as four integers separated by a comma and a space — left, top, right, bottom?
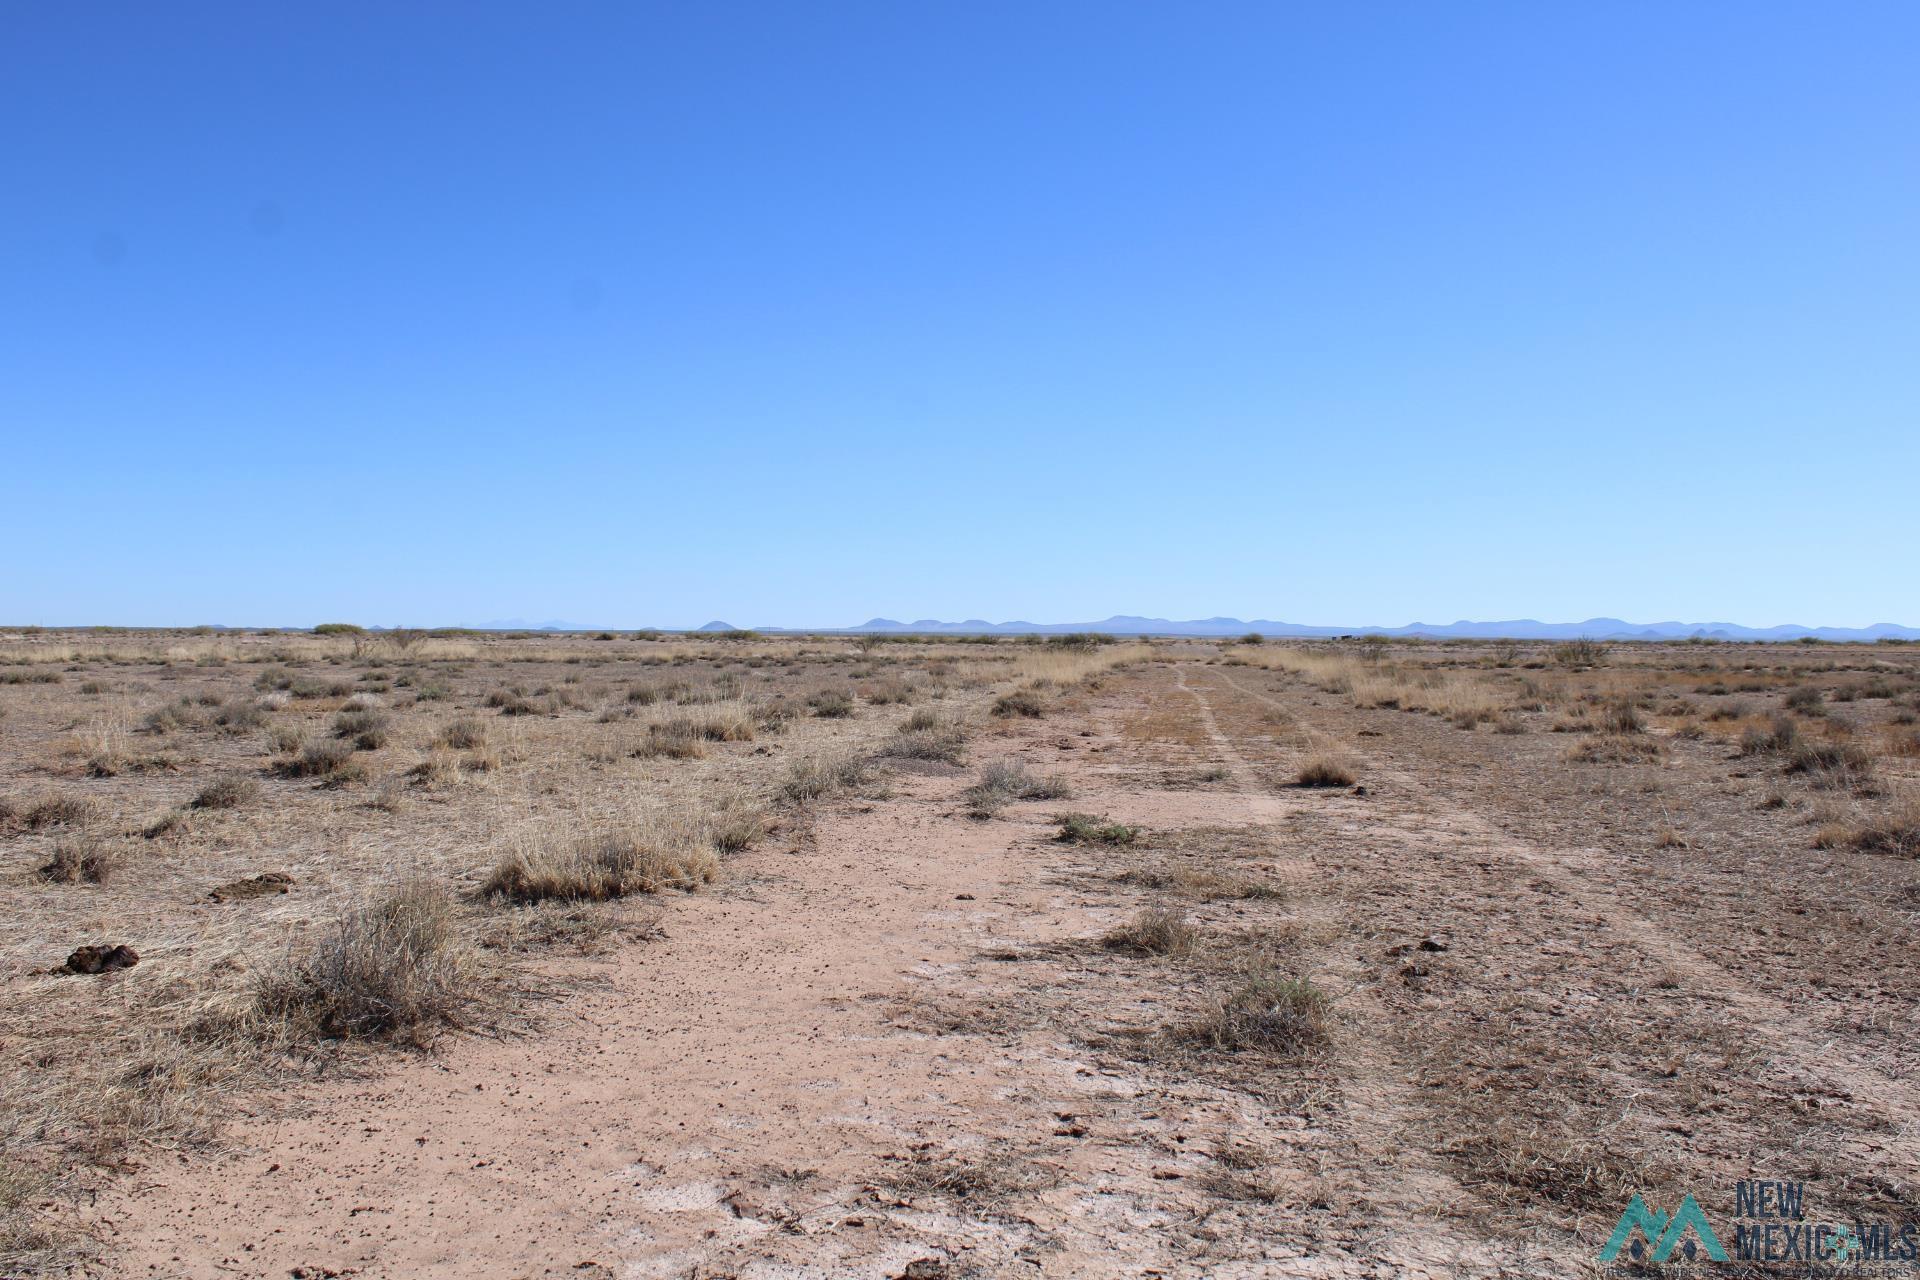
2, 629, 1917, 1278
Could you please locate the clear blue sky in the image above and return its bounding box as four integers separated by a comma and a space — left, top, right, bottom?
4, 3, 1914, 629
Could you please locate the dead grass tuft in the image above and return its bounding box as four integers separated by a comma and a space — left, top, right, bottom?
1294, 754, 1356, 787
1102, 903, 1197, 957
1176, 964, 1330, 1055
191, 775, 260, 810
963, 759, 1072, 816
779, 751, 874, 804
254, 880, 481, 1047
482, 810, 722, 903
40, 836, 114, 884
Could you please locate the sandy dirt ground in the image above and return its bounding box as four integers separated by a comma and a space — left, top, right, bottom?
56, 657, 1920, 1278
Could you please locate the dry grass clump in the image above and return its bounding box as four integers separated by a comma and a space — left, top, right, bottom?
6, 792, 100, 831
1294, 753, 1356, 787
277, 737, 358, 778
1814, 796, 1920, 857
1784, 684, 1826, 714
483, 809, 722, 903
779, 751, 874, 804
1565, 734, 1662, 763
1784, 740, 1876, 791
190, 775, 260, 810
808, 690, 856, 718
991, 687, 1047, 718
1176, 963, 1330, 1055
1442, 1118, 1647, 1214
255, 880, 481, 1047
1739, 715, 1802, 757
963, 759, 1072, 816
1056, 812, 1140, 845
332, 708, 391, 750
39, 836, 113, 884
880, 713, 968, 764
1102, 903, 1197, 957
884, 1145, 1062, 1206
863, 679, 916, 705
653, 704, 756, 743
1114, 864, 1283, 901
435, 717, 488, 750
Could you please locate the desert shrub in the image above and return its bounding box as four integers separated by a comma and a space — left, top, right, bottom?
278, 738, 357, 778
1822, 797, 1920, 857
1600, 701, 1644, 735
1739, 715, 1801, 756
631, 724, 707, 759
864, 679, 916, 705
212, 699, 270, 732
1294, 754, 1356, 787
332, 708, 391, 751
1551, 639, 1608, 668
779, 752, 873, 804
1177, 967, 1330, 1055
1565, 735, 1662, 763
40, 836, 112, 884
486, 688, 538, 715
1045, 632, 1113, 650
1784, 685, 1826, 713
255, 880, 478, 1045
808, 691, 856, 718
435, 717, 488, 750
707, 798, 767, 854
14, 793, 99, 831
992, 688, 1047, 719
881, 714, 968, 764
142, 699, 199, 734
289, 676, 353, 699
626, 684, 660, 706
1784, 741, 1875, 790
1056, 813, 1139, 845
964, 759, 1072, 815
655, 706, 755, 743
1103, 904, 1196, 957
191, 775, 260, 810
312, 623, 365, 635
267, 723, 308, 755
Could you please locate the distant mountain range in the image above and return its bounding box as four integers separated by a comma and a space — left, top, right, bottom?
830, 616, 1920, 643
431, 615, 1918, 643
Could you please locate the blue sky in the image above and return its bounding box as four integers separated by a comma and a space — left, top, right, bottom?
3, 2, 1914, 629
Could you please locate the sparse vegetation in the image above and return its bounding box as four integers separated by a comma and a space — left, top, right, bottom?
1177, 964, 1330, 1055
1056, 812, 1140, 845
1102, 903, 1196, 957
191, 775, 260, 810
961, 758, 1071, 815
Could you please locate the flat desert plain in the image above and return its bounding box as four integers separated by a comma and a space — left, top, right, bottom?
2, 630, 1917, 1277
